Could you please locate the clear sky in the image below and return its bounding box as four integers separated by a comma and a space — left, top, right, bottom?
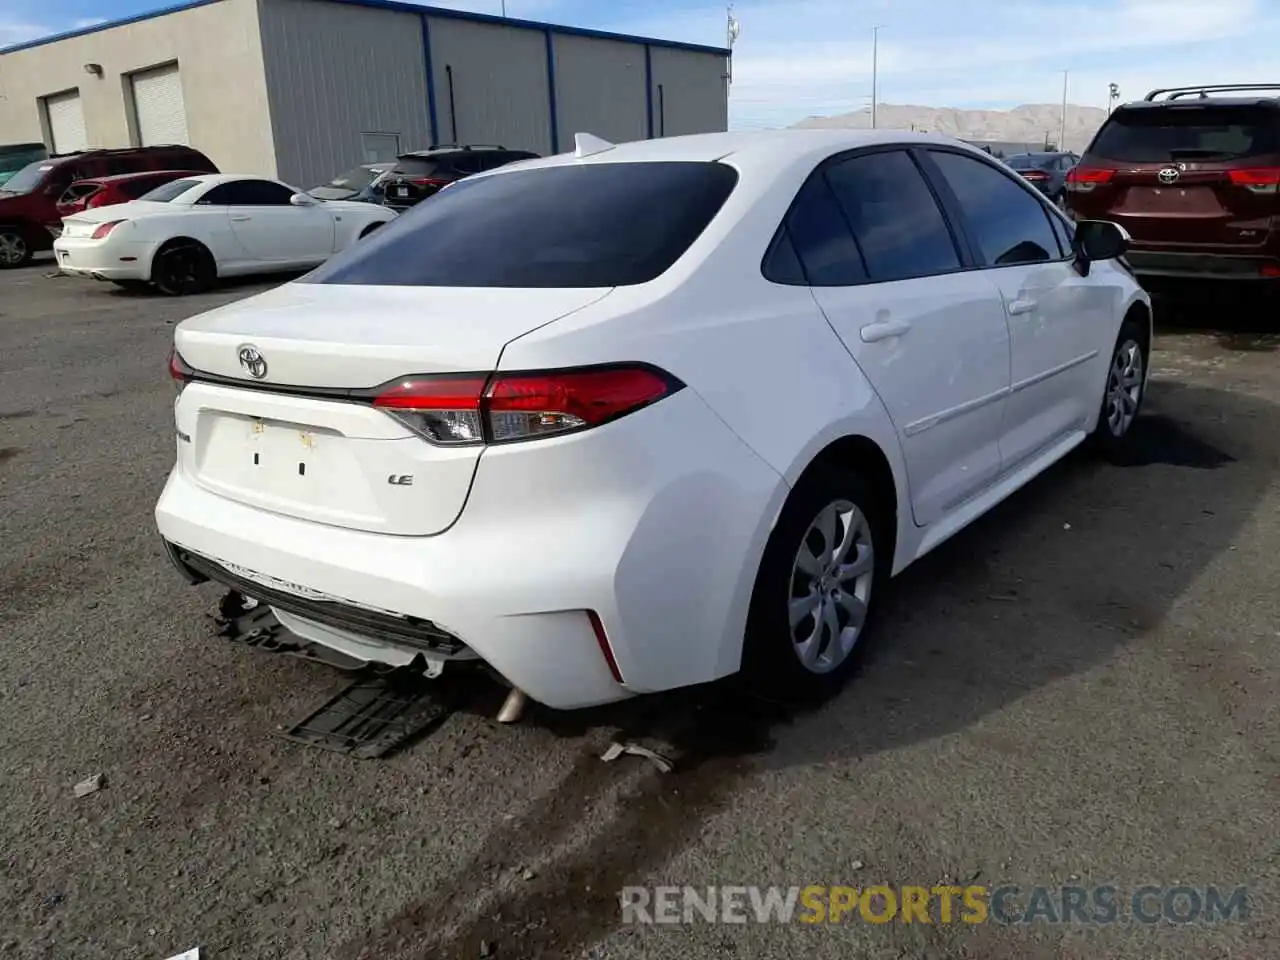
2, 0, 1275, 129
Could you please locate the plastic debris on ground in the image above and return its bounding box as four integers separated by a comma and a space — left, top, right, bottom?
73, 774, 104, 798
600, 741, 674, 773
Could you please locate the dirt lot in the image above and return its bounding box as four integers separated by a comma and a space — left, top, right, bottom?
1, 263, 1278, 960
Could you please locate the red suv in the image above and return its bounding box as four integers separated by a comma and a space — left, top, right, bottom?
0, 145, 217, 268
55, 169, 211, 219
1066, 84, 1280, 287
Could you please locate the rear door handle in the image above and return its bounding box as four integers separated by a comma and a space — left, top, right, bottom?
1006, 298, 1036, 316
231, 216, 252, 222
859, 319, 912, 343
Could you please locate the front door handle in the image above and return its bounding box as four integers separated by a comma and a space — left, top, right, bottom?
231, 216, 252, 222
860, 319, 912, 343
1006, 297, 1036, 316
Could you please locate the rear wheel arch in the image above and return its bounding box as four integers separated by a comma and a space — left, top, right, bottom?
788, 434, 900, 573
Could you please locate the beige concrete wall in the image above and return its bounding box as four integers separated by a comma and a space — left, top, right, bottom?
0, 0, 276, 176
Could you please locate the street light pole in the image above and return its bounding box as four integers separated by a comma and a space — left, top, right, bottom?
1059, 70, 1069, 150
871, 24, 885, 129
1108, 82, 1120, 115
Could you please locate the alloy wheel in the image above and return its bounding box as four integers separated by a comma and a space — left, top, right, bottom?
1105, 339, 1143, 437
788, 499, 875, 674
0, 231, 27, 267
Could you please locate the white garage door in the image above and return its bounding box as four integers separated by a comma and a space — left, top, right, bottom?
45, 90, 88, 154
131, 64, 189, 146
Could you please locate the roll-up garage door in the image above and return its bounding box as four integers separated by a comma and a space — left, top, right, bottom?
45, 90, 88, 153
131, 64, 189, 146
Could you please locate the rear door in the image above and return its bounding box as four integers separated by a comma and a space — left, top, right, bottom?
1073, 103, 1280, 249
924, 148, 1113, 469
792, 148, 1012, 526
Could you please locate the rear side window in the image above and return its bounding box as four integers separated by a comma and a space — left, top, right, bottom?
138, 178, 201, 202
929, 151, 1061, 266
1090, 105, 1280, 162
824, 151, 962, 282
770, 175, 867, 285
305, 161, 739, 288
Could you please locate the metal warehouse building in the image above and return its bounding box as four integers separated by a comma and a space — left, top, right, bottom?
0, 0, 731, 189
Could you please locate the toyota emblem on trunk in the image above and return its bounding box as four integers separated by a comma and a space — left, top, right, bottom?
1158, 166, 1181, 185
238, 345, 268, 379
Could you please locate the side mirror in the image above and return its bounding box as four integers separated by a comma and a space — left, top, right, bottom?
1072, 219, 1129, 275
290, 192, 318, 207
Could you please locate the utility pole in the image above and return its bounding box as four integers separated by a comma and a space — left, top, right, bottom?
500, 1, 506, 15
1059, 70, 1069, 150
726, 5, 741, 85
871, 24, 885, 129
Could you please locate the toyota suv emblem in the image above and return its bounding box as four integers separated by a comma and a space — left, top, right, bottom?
238, 345, 268, 379
1158, 166, 1181, 185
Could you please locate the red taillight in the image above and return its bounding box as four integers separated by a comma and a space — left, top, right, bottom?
91, 219, 125, 240
409, 177, 451, 188
588, 610, 623, 684
1066, 167, 1114, 192
1021, 170, 1048, 180
1260, 263, 1280, 277
370, 364, 682, 445
1228, 168, 1280, 194
168, 349, 194, 393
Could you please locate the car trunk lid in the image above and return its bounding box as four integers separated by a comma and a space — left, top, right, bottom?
173, 282, 612, 536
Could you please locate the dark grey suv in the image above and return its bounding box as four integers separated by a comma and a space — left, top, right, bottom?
380, 145, 540, 211
1005, 151, 1079, 207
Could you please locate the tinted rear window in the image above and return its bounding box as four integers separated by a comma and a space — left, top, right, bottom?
390, 157, 442, 177
138, 179, 201, 202
1090, 105, 1280, 161
305, 161, 739, 288
1006, 155, 1044, 170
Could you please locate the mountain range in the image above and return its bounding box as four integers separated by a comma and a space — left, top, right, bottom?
791, 103, 1110, 152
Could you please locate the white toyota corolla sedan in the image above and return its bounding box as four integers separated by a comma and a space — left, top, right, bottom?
155, 130, 1151, 714
54, 173, 397, 295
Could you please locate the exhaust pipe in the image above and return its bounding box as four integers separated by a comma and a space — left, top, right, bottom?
497, 687, 527, 724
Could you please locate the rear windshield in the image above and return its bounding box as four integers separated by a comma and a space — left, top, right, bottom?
138, 178, 201, 202
390, 157, 442, 178
1090, 105, 1280, 161
1006, 155, 1045, 170
319, 165, 385, 191
304, 161, 740, 288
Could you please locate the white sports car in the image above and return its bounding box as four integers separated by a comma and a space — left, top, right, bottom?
53, 173, 398, 295
156, 130, 1150, 717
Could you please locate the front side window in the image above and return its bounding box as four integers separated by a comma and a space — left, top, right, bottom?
304, 161, 738, 288
823, 151, 962, 283
929, 151, 1061, 267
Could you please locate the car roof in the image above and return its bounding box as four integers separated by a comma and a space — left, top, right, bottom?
488, 129, 987, 176
1116, 97, 1280, 113
79, 169, 206, 185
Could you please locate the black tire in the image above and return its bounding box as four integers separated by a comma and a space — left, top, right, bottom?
110, 279, 151, 293
1088, 316, 1148, 460
740, 465, 892, 705
0, 227, 33, 269
151, 241, 216, 296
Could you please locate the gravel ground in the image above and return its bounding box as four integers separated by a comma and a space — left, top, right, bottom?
1, 264, 1278, 959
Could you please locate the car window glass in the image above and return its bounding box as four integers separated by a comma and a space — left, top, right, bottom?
139, 178, 201, 202
304, 161, 738, 288
1091, 105, 1279, 162
1048, 211, 1073, 258
761, 227, 807, 285
929, 151, 1060, 266
778, 174, 867, 285
823, 151, 961, 282
202, 180, 294, 205
120, 177, 163, 199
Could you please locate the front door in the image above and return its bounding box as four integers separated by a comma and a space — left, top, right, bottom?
924, 148, 1112, 470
